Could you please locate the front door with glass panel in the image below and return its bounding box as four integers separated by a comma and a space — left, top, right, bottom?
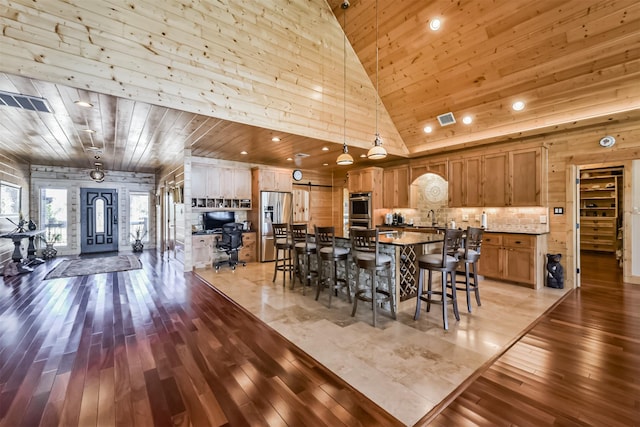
80, 188, 118, 253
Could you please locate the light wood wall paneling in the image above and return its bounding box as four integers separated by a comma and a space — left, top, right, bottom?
0, 0, 406, 155
0, 153, 30, 264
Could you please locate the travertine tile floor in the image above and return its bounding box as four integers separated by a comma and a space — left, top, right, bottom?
196, 263, 569, 426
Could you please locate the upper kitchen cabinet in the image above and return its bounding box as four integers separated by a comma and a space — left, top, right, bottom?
383, 166, 410, 208
191, 163, 252, 210
253, 167, 292, 192
510, 148, 545, 206
448, 157, 482, 207
482, 152, 508, 206
348, 167, 383, 194
448, 146, 546, 207
410, 161, 447, 182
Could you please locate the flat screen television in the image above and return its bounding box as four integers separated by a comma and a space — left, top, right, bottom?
203, 211, 235, 232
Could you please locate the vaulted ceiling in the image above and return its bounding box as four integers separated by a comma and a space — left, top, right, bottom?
0, 0, 638, 173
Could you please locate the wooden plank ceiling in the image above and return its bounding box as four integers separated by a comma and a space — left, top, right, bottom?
0, 0, 638, 173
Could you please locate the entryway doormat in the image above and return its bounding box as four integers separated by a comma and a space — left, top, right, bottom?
44, 255, 142, 280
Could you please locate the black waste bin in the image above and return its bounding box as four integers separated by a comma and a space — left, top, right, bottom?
546, 253, 564, 289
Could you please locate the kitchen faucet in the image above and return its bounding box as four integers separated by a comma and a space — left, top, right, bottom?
427, 209, 437, 226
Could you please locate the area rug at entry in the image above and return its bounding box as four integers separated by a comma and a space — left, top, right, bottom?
44, 255, 142, 279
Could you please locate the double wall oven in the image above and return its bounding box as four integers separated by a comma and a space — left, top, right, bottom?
349, 192, 372, 229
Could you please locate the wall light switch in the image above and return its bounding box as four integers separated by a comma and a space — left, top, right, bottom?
462, 214, 469, 221
539, 215, 547, 224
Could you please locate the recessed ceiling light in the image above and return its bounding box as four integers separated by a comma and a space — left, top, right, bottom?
429, 18, 441, 31
286, 157, 293, 161
82, 129, 96, 133
423, 125, 433, 133
323, 163, 329, 166
512, 101, 525, 111
462, 116, 473, 125
74, 100, 93, 108
321, 146, 329, 151
272, 137, 280, 142
240, 151, 248, 155
360, 154, 366, 158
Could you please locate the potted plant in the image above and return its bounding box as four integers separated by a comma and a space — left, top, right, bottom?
40, 231, 61, 259
130, 226, 147, 252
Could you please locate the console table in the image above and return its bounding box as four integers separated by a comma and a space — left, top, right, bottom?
1, 229, 46, 274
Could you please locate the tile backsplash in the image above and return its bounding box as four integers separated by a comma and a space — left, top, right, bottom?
392, 206, 550, 234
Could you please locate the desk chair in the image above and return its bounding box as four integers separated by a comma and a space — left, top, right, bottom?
214, 223, 245, 271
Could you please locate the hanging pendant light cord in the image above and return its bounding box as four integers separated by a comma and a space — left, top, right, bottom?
343, 4, 347, 149
375, 0, 379, 139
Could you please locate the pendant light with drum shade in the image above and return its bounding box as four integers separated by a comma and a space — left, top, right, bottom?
336, 1, 354, 166
367, 0, 387, 160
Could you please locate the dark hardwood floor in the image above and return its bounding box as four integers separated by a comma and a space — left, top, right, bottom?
422, 251, 639, 426
0, 252, 401, 426
1, 250, 637, 426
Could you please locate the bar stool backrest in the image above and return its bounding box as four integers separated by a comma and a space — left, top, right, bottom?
350, 228, 382, 265
290, 223, 307, 240
464, 227, 483, 259
272, 223, 290, 246
314, 226, 335, 251
438, 228, 464, 268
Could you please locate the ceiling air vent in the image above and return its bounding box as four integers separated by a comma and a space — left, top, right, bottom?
0, 90, 53, 113
437, 112, 456, 126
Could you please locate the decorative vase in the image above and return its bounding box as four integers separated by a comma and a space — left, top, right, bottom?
28, 220, 37, 231
132, 239, 144, 252
42, 243, 57, 259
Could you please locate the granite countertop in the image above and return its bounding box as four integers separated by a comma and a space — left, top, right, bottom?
378, 224, 548, 236
338, 231, 443, 247
482, 229, 549, 235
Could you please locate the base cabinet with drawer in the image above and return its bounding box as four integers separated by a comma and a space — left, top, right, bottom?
479, 232, 544, 288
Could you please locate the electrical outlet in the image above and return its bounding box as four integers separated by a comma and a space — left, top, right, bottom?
462, 214, 469, 222
539, 215, 547, 224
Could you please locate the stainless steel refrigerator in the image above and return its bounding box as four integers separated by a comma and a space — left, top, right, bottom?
260, 191, 293, 262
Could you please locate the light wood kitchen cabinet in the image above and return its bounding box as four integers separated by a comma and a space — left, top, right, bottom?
448, 157, 482, 207
410, 160, 447, 182
191, 164, 211, 197
348, 167, 383, 193
510, 148, 543, 206
383, 166, 409, 208
448, 147, 545, 207
479, 233, 539, 288
253, 167, 292, 192
238, 232, 256, 263
234, 168, 252, 199
192, 234, 215, 268
482, 152, 508, 206
191, 164, 253, 210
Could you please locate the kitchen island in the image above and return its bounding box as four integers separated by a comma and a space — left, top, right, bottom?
335, 231, 443, 313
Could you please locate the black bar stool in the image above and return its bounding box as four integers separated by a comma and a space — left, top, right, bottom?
350, 228, 395, 327
414, 228, 464, 330
455, 226, 484, 312
272, 223, 294, 286
291, 223, 317, 295
314, 225, 350, 307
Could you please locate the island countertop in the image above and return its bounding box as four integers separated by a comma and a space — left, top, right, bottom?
337, 231, 442, 247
